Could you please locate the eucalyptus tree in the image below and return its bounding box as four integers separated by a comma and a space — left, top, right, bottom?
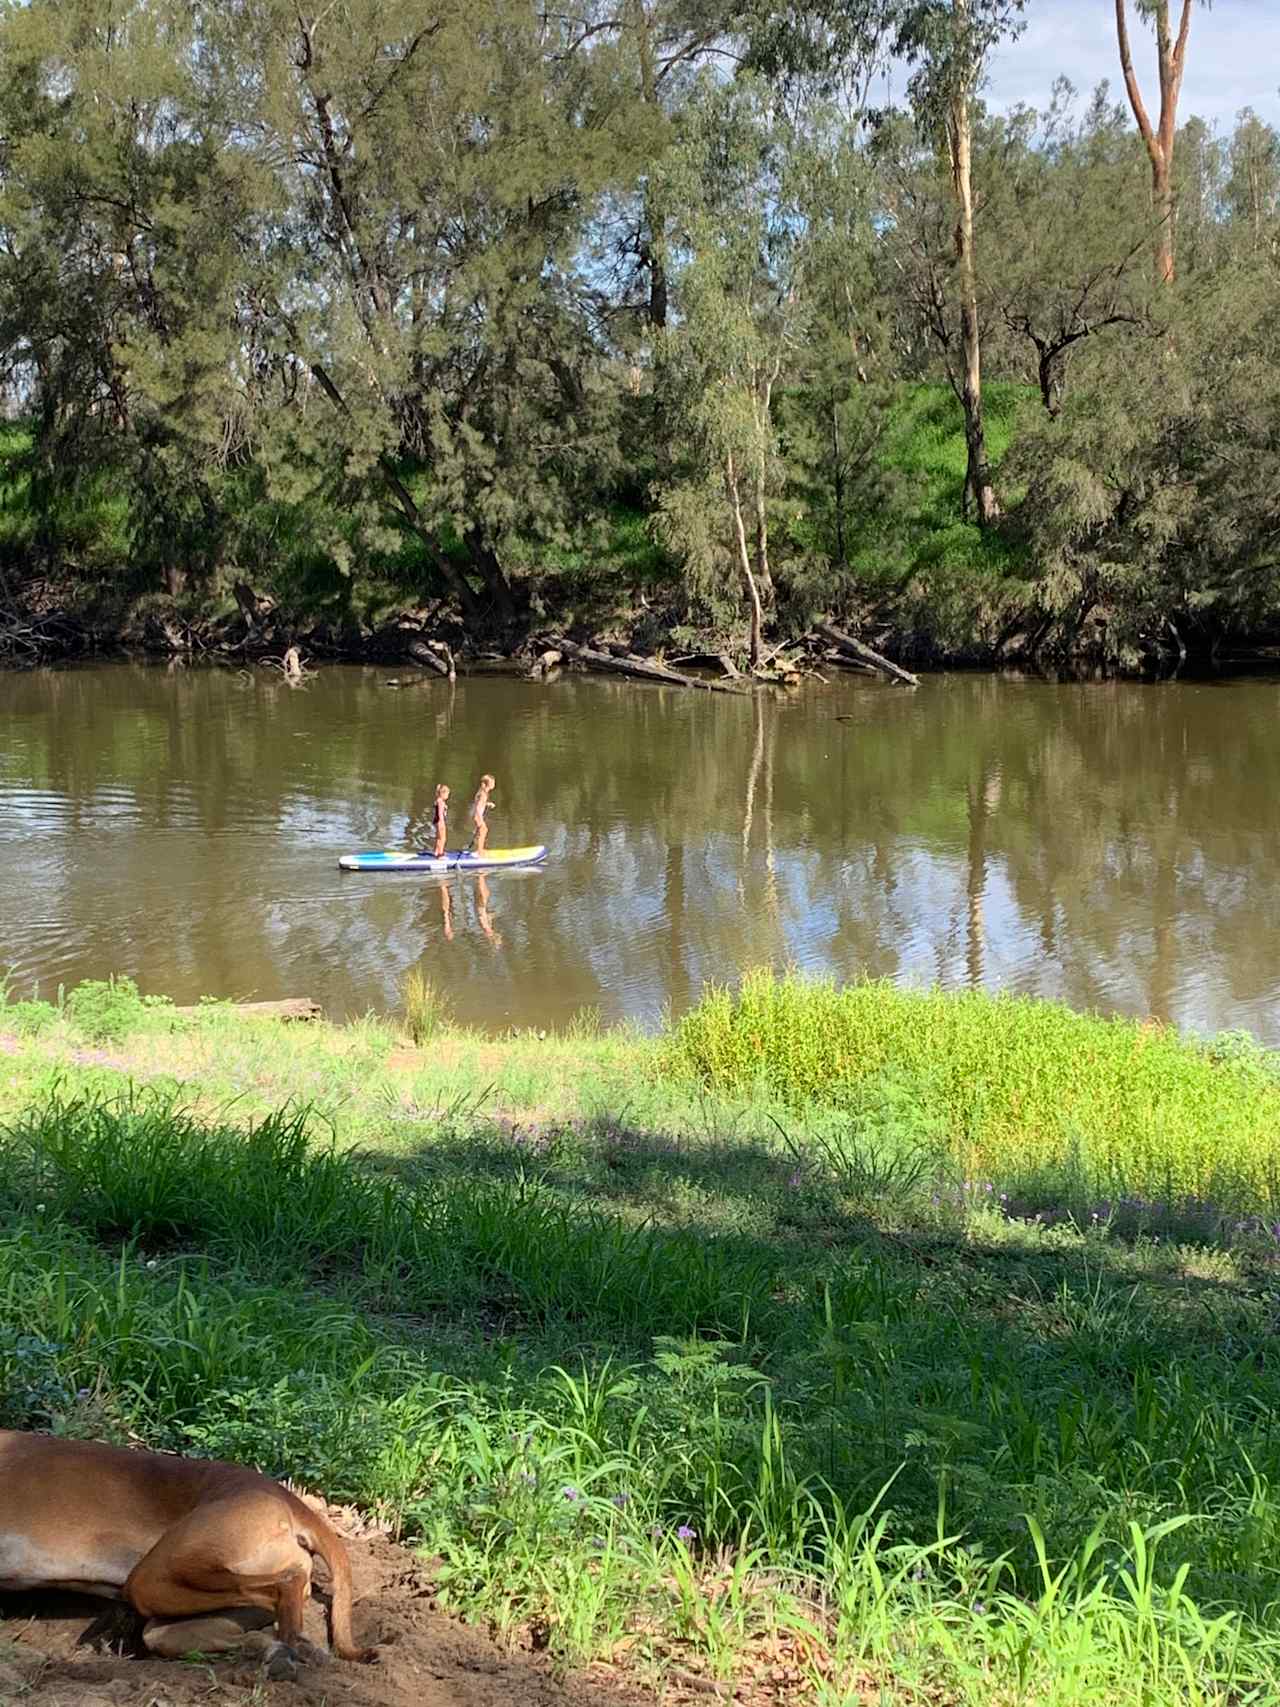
1225, 108, 1280, 260
1113, 0, 1202, 283
653, 78, 811, 664
891, 0, 1026, 524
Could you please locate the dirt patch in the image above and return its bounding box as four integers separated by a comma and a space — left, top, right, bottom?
0, 1508, 655, 1707
383, 1048, 424, 1074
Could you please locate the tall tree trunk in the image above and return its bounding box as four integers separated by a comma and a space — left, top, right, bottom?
749, 368, 778, 606
725, 451, 764, 668
1116, 0, 1193, 284
630, 0, 668, 329
828, 391, 847, 565
1036, 344, 1059, 417
947, 22, 999, 527
644, 185, 669, 330
463, 528, 516, 628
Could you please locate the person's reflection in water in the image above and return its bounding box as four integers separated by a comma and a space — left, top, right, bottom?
436, 880, 454, 942
474, 874, 503, 949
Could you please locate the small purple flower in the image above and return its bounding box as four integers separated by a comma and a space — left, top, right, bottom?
676, 1524, 697, 1543
650, 1524, 664, 1540
519, 1472, 536, 1487
562, 1486, 581, 1502
611, 1492, 630, 1509
974, 1601, 986, 1615
787, 1170, 802, 1189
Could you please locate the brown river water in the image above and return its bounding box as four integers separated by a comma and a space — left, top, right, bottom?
0, 662, 1276, 1040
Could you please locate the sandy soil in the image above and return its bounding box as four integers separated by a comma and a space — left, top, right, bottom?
0, 1494, 832, 1707
0, 1501, 659, 1707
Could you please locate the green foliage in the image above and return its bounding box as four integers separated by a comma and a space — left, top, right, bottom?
0, 2, 1276, 666
62, 975, 155, 1043
5, 1046, 1280, 1695
401, 968, 451, 1045
1007, 264, 1280, 663
0, 993, 56, 1037
667, 970, 1280, 1203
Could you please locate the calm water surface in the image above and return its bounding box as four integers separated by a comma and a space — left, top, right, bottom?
0, 663, 1276, 1040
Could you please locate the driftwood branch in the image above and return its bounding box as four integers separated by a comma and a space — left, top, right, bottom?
406, 637, 453, 678
173, 998, 322, 1022
814, 620, 920, 687
822, 649, 877, 676
543, 636, 749, 694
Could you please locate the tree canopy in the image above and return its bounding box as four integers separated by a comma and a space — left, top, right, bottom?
0, 0, 1276, 671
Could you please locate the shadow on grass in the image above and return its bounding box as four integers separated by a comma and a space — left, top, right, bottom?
5, 1089, 1280, 1637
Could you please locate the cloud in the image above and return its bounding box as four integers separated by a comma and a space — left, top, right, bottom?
982, 0, 1280, 130
872, 2, 1279, 130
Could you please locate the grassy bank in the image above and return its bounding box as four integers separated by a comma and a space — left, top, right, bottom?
4, 975, 1280, 1702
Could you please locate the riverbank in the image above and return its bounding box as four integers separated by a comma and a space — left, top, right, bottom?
7, 383, 1279, 682
8, 572, 1279, 684
4, 975, 1280, 1703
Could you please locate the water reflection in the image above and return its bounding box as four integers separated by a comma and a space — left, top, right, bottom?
0, 665, 1276, 1040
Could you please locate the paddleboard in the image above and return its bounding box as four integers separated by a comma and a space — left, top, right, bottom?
338, 844, 547, 873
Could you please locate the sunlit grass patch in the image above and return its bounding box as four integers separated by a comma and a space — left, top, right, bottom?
667, 970, 1280, 1208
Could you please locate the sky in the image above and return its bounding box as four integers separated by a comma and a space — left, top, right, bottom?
881, 1, 1280, 132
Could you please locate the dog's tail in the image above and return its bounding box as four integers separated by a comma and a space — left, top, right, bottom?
298, 1508, 377, 1663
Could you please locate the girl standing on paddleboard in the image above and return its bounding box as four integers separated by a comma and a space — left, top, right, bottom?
470, 774, 495, 855
430, 784, 450, 857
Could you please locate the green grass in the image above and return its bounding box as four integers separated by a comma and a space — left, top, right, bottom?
5, 977, 1280, 1700
668, 970, 1280, 1209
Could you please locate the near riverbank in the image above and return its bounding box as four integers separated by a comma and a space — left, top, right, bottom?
4, 974, 1280, 1703
8, 384, 1278, 683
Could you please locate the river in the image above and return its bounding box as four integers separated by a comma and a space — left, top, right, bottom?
0, 663, 1275, 1041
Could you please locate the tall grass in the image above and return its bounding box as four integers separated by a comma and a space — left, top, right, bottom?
401, 967, 450, 1044
667, 971, 1280, 1205
8, 983, 1280, 1696
5, 1082, 1280, 1697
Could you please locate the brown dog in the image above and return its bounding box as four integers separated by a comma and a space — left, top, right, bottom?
0, 1431, 377, 1665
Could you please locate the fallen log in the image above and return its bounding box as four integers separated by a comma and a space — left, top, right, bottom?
717, 652, 741, 680
173, 998, 322, 1022
814, 620, 920, 687
821, 648, 877, 676
544, 636, 748, 694
406, 637, 451, 678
